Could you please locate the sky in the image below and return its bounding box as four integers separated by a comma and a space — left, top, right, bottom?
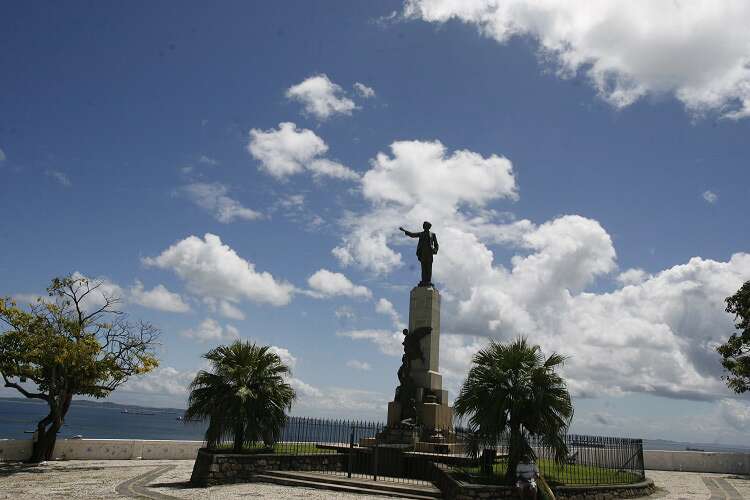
1, 0, 750, 445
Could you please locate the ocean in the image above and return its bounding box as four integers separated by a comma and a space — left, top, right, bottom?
0, 398, 207, 441
2, 397, 750, 454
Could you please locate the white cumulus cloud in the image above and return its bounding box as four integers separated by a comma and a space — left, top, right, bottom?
331, 135, 750, 405
130, 281, 190, 313
181, 318, 240, 343
307, 269, 372, 299
333, 139, 518, 274
269, 345, 298, 370
286, 74, 357, 120
143, 233, 294, 307
247, 122, 358, 181
405, 0, 750, 119
219, 300, 246, 320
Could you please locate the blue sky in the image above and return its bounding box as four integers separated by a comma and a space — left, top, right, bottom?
2, 1, 750, 444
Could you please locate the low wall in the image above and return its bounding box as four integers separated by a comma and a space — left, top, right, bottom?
0, 439, 203, 462
644, 450, 750, 474
190, 449, 347, 486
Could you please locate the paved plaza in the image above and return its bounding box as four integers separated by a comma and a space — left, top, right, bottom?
1, 460, 749, 499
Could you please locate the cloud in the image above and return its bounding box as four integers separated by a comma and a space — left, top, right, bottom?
143, 233, 294, 307
329, 135, 750, 405
375, 298, 402, 327
308, 159, 360, 181
130, 280, 190, 313
307, 269, 372, 299
346, 360, 372, 371
286, 74, 357, 120
703, 190, 719, 204
121, 366, 195, 397
269, 345, 298, 370
291, 383, 389, 418
333, 139, 518, 274
181, 182, 262, 223
45, 169, 71, 187
198, 155, 218, 166
354, 82, 376, 98
219, 300, 246, 320
721, 399, 750, 431
405, 0, 750, 119
272, 194, 328, 232
335, 306, 356, 320
248, 122, 358, 181
181, 318, 240, 343
0, 147, 5, 162
68, 272, 126, 312
616, 268, 650, 286
363, 140, 517, 209
337, 329, 403, 357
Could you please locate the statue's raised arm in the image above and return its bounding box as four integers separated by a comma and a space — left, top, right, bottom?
399, 221, 437, 288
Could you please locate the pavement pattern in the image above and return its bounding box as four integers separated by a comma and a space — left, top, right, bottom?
2, 460, 750, 499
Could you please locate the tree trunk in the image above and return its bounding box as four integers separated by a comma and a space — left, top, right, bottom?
233, 425, 245, 453
505, 421, 522, 484
28, 393, 72, 463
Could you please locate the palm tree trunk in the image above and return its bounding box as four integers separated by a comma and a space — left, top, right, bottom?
506, 420, 523, 484
233, 424, 245, 453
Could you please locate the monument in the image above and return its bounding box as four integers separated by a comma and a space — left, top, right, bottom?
382, 223, 454, 445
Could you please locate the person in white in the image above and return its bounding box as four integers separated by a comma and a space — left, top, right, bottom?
515, 460, 539, 499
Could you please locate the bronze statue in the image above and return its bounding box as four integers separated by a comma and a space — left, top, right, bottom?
399, 222, 438, 287
394, 327, 431, 422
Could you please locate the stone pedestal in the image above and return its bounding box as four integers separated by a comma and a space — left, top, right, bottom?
386, 286, 453, 433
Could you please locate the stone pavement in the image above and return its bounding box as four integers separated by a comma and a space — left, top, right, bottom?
1, 460, 750, 499
647, 470, 750, 499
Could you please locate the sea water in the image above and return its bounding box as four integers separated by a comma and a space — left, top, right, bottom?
0, 398, 206, 440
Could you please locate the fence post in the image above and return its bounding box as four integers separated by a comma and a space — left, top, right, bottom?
373, 425, 379, 482
349, 425, 354, 479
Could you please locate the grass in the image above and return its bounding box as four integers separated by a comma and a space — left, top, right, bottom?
460, 458, 642, 486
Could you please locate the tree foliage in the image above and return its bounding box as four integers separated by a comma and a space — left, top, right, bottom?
717, 281, 750, 393
0, 275, 159, 462
454, 337, 573, 483
185, 341, 296, 452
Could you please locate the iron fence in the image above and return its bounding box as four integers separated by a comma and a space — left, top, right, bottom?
208, 416, 645, 487
452, 427, 645, 486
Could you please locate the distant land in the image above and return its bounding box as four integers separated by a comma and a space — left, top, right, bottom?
0, 396, 185, 415
1, 397, 749, 453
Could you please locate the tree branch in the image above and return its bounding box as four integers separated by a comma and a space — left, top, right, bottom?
2, 373, 49, 401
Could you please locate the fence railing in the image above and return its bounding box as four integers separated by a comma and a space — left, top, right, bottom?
208, 416, 645, 487
452, 428, 645, 486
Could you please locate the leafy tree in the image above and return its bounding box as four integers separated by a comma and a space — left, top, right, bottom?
717, 281, 750, 393
185, 341, 296, 452
454, 337, 573, 483
0, 275, 159, 462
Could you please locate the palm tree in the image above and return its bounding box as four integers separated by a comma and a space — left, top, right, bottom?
454, 337, 573, 483
185, 341, 296, 452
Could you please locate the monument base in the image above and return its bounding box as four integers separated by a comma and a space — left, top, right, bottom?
387, 400, 453, 431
